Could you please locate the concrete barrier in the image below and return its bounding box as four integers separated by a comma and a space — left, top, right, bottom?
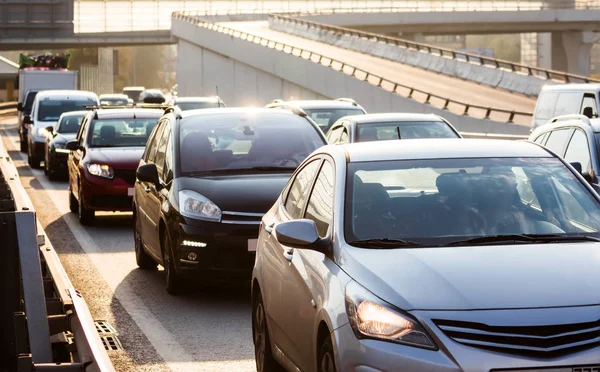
268, 17, 560, 97
173, 16, 531, 136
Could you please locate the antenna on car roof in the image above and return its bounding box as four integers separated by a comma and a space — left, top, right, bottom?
216, 86, 221, 107
396, 126, 402, 139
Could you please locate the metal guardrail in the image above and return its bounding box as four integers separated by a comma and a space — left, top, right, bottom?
0, 139, 115, 371
269, 13, 600, 84
174, 12, 533, 124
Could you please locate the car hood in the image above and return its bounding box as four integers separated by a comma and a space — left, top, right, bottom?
339, 243, 600, 311
52, 133, 76, 144
178, 173, 291, 213
86, 147, 144, 170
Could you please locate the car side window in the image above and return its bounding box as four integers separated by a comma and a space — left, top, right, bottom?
564, 129, 591, 173
339, 127, 349, 144
147, 121, 165, 163
327, 126, 342, 144
544, 128, 573, 156
284, 159, 321, 219
142, 120, 162, 162
163, 129, 174, 182
304, 160, 335, 237
155, 124, 171, 178
76, 115, 89, 142
534, 132, 548, 145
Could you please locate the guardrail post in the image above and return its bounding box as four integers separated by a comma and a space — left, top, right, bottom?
15, 211, 52, 363
463, 105, 470, 116
485, 108, 492, 119
508, 111, 516, 123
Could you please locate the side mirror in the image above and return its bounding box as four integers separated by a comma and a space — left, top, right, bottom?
23, 115, 32, 125
137, 163, 159, 185
45, 126, 54, 135
274, 219, 320, 249
583, 107, 594, 119
17, 103, 23, 111
570, 162, 583, 174
65, 140, 81, 151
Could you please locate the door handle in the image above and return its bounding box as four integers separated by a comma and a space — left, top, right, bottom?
283, 248, 293, 262
265, 222, 275, 234
144, 186, 151, 193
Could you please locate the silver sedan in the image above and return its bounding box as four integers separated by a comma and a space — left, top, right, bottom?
252, 138, 600, 372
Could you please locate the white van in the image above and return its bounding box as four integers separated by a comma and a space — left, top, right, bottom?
26, 90, 98, 168
532, 84, 600, 130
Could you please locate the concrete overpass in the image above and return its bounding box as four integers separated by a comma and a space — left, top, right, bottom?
171, 13, 535, 136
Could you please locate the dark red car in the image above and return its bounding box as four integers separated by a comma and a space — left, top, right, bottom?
66, 107, 163, 224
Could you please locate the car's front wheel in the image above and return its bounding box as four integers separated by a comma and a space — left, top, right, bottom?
27, 143, 41, 168
69, 183, 78, 213
134, 213, 156, 270
318, 335, 337, 372
45, 150, 57, 180
78, 185, 94, 225
162, 232, 181, 295
253, 291, 282, 372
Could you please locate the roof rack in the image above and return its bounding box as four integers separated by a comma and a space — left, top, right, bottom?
164, 105, 183, 119
549, 114, 592, 126
270, 99, 284, 104
335, 97, 358, 106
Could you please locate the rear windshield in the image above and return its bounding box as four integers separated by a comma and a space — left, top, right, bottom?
100, 98, 129, 106
305, 108, 364, 132
24, 91, 39, 113
89, 118, 157, 147
179, 112, 326, 174
357, 121, 459, 142
38, 98, 97, 122
176, 102, 220, 111
56, 114, 85, 134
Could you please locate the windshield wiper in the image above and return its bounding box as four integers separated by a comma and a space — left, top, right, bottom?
348, 238, 424, 248
245, 166, 297, 171
443, 234, 600, 247
186, 167, 296, 176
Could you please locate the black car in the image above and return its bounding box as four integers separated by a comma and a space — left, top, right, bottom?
18, 89, 39, 152
44, 110, 86, 180
133, 107, 327, 294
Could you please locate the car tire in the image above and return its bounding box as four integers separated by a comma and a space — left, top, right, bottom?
134, 213, 156, 270
253, 291, 283, 372
318, 334, 337, 372
27, 147, 41, 168
69, 183, 78, 213
78, 185, 94, 225
162, 232, 181, 295
20, 137, 27, 153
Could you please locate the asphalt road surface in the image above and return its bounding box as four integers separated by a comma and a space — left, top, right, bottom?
0, 118, 256, 372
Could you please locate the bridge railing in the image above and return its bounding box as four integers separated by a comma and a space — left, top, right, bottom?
174, 12, 533, 125
269, 13, 600, 85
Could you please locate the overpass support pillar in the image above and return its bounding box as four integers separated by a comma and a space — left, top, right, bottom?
550, 31, 594, 76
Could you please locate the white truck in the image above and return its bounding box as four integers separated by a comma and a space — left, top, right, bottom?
17, 68, 78, 152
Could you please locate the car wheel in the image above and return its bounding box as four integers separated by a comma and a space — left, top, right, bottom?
77, 185, 94, 225
318, 335, 337, 372
20, 137, 27, 153
69, 183, 78, 214
27, 145, 40, 168
162, 232, 180, 295
134, 213, 156, 270
253, 291, 282, 372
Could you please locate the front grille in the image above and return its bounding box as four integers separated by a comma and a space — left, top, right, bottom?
434, 318, 600, 358
90, 195, 132, 210
221, 211, 263, 225
113, 169, 136, 185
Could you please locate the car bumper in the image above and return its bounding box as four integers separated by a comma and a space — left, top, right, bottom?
173, 218, 259, 279
333, 323, 461, 372
81, 173, 134, 212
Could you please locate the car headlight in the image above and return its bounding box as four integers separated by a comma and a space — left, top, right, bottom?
87, 164, 114, 179
179, 190, 221, 222
345, 281, 437, 350
54, 143, 65, 149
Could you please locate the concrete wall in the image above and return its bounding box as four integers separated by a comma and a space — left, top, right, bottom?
269, 17, 557, 98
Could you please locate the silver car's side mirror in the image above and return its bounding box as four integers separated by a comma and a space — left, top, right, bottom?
274, 219, 320, 248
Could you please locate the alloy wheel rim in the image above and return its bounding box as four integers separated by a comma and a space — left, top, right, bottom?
254, 302, 266, 371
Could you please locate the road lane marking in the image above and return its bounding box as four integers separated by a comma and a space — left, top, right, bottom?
1, 129, 202, 371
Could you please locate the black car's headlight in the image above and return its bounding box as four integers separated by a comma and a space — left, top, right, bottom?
178, 190, 221, 222
345, 280, 437, 350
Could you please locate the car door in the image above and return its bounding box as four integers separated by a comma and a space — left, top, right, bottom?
145, 122, 171, 258
136, 120, 164, 257
279, 159, 335, 372
261, 158, 322, 366
69, 114, 89, 199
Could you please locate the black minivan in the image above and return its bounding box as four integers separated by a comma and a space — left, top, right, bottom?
133, 107, 327, 294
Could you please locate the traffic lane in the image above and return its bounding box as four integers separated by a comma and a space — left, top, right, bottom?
0, 121, 256, 372
222, 21, 537, 121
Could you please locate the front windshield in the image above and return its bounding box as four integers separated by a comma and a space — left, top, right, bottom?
357, 121, 458, 142
56, 114, 84, 134
89, 118, 157, 147
305, 108, 364, 133
177, 102, 220, 111
38, 98, 97, 122
179, 112, 325, 174
345, 157, 600, 246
